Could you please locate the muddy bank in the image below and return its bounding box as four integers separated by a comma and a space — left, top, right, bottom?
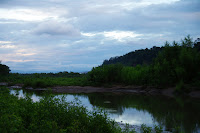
51, 85, 172, 96
51, 85, 200, 99
1, 82, 200, 98
36, 85, 200, 98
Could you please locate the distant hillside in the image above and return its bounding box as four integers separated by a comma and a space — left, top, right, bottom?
103, 46, 163, 66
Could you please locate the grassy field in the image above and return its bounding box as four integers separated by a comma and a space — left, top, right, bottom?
0, 73, 95, 88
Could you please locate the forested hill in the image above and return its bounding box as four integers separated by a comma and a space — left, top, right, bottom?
89, 36, 200, 87
103, 46, 164, 66
103, 39, 200, 66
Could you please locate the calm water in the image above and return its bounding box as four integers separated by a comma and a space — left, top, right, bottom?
10, 89, 200, 133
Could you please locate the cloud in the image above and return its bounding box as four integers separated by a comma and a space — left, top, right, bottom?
82, 31, 143, 42
3, 59, 35, 63
81, 32, 97, 37
75, 0, 199, 35
111, 0, 180, 11
33, 21, 80, 36
0, 41, 13, 44
0, 8, 56, 22
0, 44, 15, 49
103, 31, 142, 42
0, 0, 199, 73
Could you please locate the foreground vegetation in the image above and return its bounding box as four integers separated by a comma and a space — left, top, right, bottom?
0, 87, 168, 133
0, 87, 119, 133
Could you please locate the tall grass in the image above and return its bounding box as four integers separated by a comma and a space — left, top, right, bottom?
0, 73, 94, 88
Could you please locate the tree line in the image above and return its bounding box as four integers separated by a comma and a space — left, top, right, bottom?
88, 35, 200, 90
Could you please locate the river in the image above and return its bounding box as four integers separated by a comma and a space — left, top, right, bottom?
10, 89, 200, 133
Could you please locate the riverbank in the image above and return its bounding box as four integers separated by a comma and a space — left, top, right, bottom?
1, 82, 200, 98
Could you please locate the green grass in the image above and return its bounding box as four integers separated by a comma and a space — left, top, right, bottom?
0, 73, 95, 88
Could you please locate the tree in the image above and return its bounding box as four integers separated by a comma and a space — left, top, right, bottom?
0, 61, 10, 76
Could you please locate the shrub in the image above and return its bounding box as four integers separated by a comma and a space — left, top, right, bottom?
175, 80, 185, 94
141, 124, 152, 133
0, 62, 10, 76
0, 87, 120, 133
154, 125, 163, 133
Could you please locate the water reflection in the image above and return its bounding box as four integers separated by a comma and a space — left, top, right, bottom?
87, 93, 200, 133
10, 89, 41, 102
10, 89, 200, 133
111, 108, 156, 126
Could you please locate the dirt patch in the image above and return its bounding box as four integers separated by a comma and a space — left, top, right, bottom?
2, 82, 200, 98
50, 85, 169, 97
52, 85, 152, 94
43, 85, 200, 98
189, 91, 200, 98
161, 88, 175, 97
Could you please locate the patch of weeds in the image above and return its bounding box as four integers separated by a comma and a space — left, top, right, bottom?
175, 80, 185, 94
123, 123, 131, 133
23, 79, 33, 88
154, 125, 163, 133
173, 126, 185, 133
33, 80, 47, 88
141, 124, 152, 133
130, 128, 137, 133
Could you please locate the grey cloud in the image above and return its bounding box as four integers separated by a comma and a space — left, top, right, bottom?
33, 21, 80, 37
1, 0, 200, 73
0, 0, 48, 8
75, 0, 200, 34
162, 0, 200, 12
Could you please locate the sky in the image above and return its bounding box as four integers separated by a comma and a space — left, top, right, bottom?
0, 0, 199, 73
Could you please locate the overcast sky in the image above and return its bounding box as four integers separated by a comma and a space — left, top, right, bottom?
0, 0, 199, 73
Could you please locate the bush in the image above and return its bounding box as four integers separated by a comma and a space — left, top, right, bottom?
88, 64, 123, 84
0, 87, 120, 133
154, 125, 163, 133
0, 62, 10, 76
175, 80, 185, 94
141, 124, 152, 133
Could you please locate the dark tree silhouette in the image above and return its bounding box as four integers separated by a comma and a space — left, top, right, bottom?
0, 61, 10, 76
103, 46, 163, 66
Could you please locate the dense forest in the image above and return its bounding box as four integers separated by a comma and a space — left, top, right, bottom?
103, 36, 200, 67
103, 46, 163, 66
88, 35, 200, 91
